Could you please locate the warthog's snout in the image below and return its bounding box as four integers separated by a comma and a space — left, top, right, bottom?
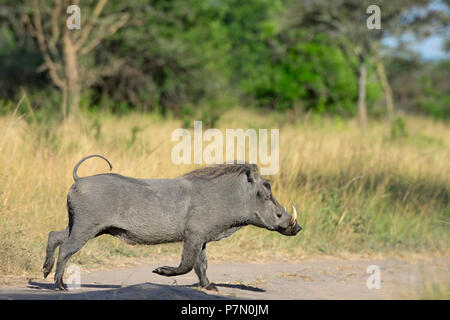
279, 221, 302, 236
278, 205, 302, 236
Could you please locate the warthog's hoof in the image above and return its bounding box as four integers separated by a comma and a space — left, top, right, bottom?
43, 267, 51, 279
42, 261, 53, 279
55, 279, 67, 291
152, 266, 176, 276
204, 283, 218, 291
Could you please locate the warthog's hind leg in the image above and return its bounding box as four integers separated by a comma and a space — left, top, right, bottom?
53, 226, 99, 290
153, 236, 202, 277
43, 227, 70, 279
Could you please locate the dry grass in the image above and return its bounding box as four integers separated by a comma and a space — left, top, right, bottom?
0, 107, 448, 281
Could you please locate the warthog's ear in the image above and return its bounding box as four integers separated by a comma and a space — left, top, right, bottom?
245, 164, 259, 183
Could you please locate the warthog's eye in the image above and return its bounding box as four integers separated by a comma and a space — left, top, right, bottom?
257, 190, 270, 201
263, 181, 271, 191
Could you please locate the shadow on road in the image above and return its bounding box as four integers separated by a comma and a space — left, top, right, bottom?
27, 280, 121, 291
0, 282, 235, 300
184, 282, 265, 293
215, 283, 265, 292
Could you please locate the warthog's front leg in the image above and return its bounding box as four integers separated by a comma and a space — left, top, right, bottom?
153, 236, 203, 277
194, 243, 217, 291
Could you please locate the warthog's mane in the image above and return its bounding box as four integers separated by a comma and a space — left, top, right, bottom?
181, 163, 259, 180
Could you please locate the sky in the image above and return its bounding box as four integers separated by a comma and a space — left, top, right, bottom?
412, 35, 449, 60
383, 35, 449, 61
410, 0, 449, 60
381, 0, 449, 61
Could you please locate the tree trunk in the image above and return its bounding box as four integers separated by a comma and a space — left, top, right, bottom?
357, 62, 367, 133
376, 60, 395, 121
63, 30, 80, 119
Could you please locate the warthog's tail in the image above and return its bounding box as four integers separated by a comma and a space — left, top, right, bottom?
73, 154, 113, 182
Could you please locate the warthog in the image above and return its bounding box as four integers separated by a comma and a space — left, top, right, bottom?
43, 155, 302, 290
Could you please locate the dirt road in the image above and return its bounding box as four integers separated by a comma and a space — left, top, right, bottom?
0, 257, 446, 299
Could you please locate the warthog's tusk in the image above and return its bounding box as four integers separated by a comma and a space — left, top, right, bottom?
289, 205, 297, 226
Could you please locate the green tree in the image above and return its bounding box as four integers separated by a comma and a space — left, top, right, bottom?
1, 0, 129, 118
284, 0, 449, 131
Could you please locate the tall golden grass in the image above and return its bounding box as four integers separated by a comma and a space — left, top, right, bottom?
0, 107, 448, 278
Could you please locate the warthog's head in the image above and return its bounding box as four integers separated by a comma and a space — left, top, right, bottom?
243, 164, 302, 236
183, 163, 302, 236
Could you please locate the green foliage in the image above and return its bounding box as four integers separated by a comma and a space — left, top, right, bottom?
180, 104, 221, 129
417, 61, 450, 120
242, 33, 359, 113
0, 0, 447, 120
200, 107, 221, 129
97, 0, 232, 114
387, 57, 449, 121
0, 22, 47, 100
127, 125, 144, 148
390, 117, 408, 140
89, 118, 103, 142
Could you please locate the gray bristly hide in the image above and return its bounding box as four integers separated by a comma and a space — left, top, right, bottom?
43, 155, 302, 291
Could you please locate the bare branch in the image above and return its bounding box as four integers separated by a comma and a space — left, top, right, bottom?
75, 0, 108, 50
80, 13, 130, 56
28, 0, 66, 90
48, 0, 64, 56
